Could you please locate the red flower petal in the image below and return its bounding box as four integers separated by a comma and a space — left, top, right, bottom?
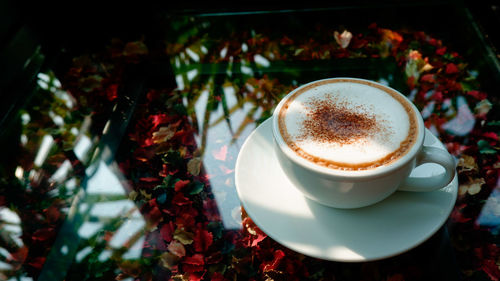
436, 47, 447, 55
251, 232, 267, 247
189, 271, 207, 281
175, 179, 191, 192
184, 254, 204, 265
482, 259, 500, 281
467, 90, 487, 100
106, 84, 118, 101
172, 192, 191, 206
420, 74, 436, 83
145, 205, 163, 227
150, 113, 172, 129
160, 221, 174, 242
261, 250, 285, 272
483, 132, 499, 141
194, 228, 213, 252
445, 63, 459, 74
140, 177, 161, 183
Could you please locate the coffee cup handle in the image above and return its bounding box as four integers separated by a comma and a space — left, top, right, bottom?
399, 146, 456, 192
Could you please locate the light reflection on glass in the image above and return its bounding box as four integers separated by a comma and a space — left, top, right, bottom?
477, 187, 500, 233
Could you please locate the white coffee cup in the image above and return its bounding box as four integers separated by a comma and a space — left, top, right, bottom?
272, 78, 456, 209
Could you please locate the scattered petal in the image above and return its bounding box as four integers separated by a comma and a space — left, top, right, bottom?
194, 228, 213, 252
459, 178, 485, 196
334, 30, 353, 48
172, 192, 191, 206
168, 240, 186, 257
213, 145, 228, 161
187, 157, 202, 176
152, 125, 176, 144
160, 252, 180, 269
173, 229, 194, 245
457, 155, 478, 172
175, 179, 191, 192
475, 99, 492, 115
445, 63, 459, 74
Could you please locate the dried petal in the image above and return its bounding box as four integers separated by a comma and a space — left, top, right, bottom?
152, 126, 176, 144
160, 221, 175, 242
457, 155, 478, 172
187, 157, 202, 176
475, 99, 492, 115
172, 192, 191, 206
174, 229, 194, 245
445, 63, 459, 74
459, 178, 485, 196
334, 30, 353, 48
175, 179, 191, 192
168, 240, 186, 257
171, 274, 189, 281
194, 229, 213, 252
160, 252, 180, 269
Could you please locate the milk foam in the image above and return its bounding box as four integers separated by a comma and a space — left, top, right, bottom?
281, 82, 411, 166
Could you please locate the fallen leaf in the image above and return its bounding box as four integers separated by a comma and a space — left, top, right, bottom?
152, 125, 176, 144
174, 229, 194, 245
459, 178, 485, 196
188, 181, 204, 195
128, 190, 139, 200
457, 155, 478, 172
160, 252, 180, 269
139, 189, 152, 200
168, 240, 186, 257
171, 274, 189, 281
475, 99, 493, 115
187, 157, 202, 176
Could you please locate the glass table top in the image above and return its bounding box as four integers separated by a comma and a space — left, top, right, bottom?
0, 3, 499, 281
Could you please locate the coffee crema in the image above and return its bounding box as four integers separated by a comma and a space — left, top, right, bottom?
278, 79, 418, 170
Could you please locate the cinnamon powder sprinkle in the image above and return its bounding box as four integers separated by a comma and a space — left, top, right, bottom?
298, 97, 388, 145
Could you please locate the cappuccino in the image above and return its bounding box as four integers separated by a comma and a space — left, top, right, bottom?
278, 79, 418, 170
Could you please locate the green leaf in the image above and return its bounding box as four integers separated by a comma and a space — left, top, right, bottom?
478, 139, 497, 154
207, 222, 223, 240
188, 181, 204, 195
486, 120, 500, 126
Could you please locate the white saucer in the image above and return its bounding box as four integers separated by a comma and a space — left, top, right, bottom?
235, 118, 458, 262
